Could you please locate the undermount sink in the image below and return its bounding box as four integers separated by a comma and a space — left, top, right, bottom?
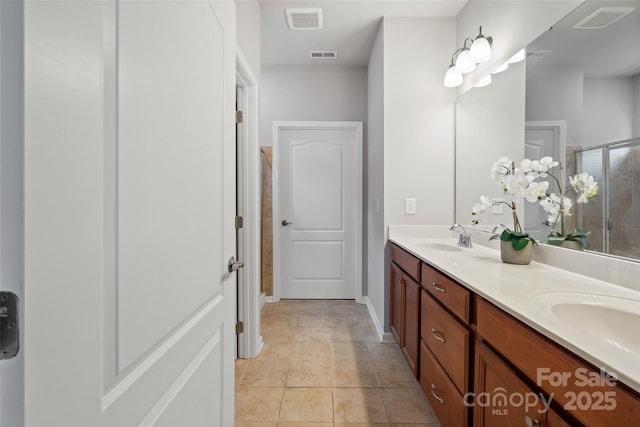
415, 242, 462, 252
531, 292, 640, 354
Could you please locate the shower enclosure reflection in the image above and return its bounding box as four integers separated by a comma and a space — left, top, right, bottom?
571, 138, 640, 259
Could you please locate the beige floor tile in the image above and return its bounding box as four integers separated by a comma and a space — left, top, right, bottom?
331, 360, 378, 388
276, 423, 333, 427
239, 359, 289, 387
335, 424, 390, 427
330, 342, 370, 361
296, 326, 365, 343
279, 388, 334, 422
236, 422, 278, 427
235, 387, 284, 422
298, 314, 360, 328
380, 388, 439, 424
287, 360, 333, 387
256, 342, 295, 363
262, 313, 301, 328
262, 326, 299, 343
366, 343, 405, 362
291, 342, 332, 362
372, 360, 419, 388
333, 388, 388, 423
236, 359, 250, 385
360, 325, 381, 342
261, 303, 276, 313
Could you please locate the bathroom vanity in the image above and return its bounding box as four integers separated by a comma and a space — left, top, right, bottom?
389, 239, 640, 426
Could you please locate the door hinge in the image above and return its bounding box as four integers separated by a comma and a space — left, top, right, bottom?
0, 291, 19, 360
235, 216, 244, 229
235, 110, 243, 124
236, 321, 244, 335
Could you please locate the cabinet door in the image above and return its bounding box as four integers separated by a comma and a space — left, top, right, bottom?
402, 274, 421, 377
390, 262, 404, 345
474, 342, 549, 427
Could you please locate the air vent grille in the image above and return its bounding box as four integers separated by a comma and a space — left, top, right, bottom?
309, 51, 337, 59
286, 8, 323, 30
573, 7, 635, 29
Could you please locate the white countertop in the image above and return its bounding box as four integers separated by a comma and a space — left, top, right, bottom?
390, 236, 640, 394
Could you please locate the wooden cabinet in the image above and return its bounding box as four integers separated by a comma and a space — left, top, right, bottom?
476, 297, 640, 427
474, 341, 550, 427
390, 244, 421, 377
389, 244, 640, 427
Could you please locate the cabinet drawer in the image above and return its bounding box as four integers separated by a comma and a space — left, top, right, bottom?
476, 297, 640, 427
422, 263, 471, 323
421, 290, 469, 394
391, 244, 421, 282
420, 341, 468, 427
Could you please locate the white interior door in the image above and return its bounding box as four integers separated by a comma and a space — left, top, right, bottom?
274, 122, 362, 300
524, 122, 565, 241
23, 1, 236, 425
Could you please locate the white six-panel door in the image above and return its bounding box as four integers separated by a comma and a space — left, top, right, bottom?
274, 122, 362, 300
24, 0, 236, 425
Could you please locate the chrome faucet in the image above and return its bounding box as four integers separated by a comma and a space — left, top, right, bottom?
450, 224, 472, 248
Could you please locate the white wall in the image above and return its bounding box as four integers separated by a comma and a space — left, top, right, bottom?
235, 0, 260, 80
455, 60, 526, 226
383, 17, 456, 227
583, 77, 635, 147
455, 0, 583, 91
526, 63, 584, 147
259, 65, 367, 146
0, 0, 24, 425
366, 22, 385, 335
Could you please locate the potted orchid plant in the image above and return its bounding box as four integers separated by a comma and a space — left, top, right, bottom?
472, 156, 598, 264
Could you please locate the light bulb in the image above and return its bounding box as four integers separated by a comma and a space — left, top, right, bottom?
455, 49, 476, 74
507, 48, 526, 64
470, 36, 491, 63
444, 65, 463, 88
474, 74, 492, 88
491, 62, 509, 74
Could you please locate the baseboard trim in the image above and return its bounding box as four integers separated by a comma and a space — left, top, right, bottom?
361, 296, 395, 343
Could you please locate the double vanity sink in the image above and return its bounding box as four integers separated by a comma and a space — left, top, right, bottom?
393, 237, 640, 393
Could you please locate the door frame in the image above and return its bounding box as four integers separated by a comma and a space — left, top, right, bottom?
235, 48, 262, 359
524, 120, 567, 166
272, 121, 363, 303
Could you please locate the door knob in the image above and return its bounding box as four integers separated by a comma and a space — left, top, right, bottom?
228, 256, 244, 273
281, 220, 294, 226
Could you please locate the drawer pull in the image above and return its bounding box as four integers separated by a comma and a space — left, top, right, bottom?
399, 278, 405, 285
432, 283, 445, 293
431, 328, 446, 343
524, 416, 540, 427
430, 384, 444, 404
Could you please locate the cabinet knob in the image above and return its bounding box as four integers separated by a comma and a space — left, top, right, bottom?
524, 416, 540, 427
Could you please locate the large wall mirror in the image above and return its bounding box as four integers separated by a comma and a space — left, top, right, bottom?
456, 0, 640, 261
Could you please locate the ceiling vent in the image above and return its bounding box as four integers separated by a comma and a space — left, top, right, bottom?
573, 7, 635, 29
526, 50, 551, 59
309, 51, 337, 59
286, 8, 323, 30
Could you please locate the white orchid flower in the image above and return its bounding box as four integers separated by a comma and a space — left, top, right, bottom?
471, 195, 491, 225
524, 181, 549, 202
490, 157, 512, 179
570, 173, 598, 203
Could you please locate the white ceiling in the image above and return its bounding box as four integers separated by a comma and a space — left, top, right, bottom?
259, 0, 467, 67
527, 0, 640, 78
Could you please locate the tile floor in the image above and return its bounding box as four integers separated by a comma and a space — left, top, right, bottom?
235, 300, 441, 427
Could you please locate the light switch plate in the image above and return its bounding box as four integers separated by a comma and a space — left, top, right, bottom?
490, 198, 503, 214
405, 198, 416, 215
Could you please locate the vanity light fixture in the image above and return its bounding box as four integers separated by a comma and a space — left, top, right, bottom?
469, 26, 492, 63
455, 39, 476, 74
474, 74, 492, 88
491, 62, 509, 74
444, 26, 493, 88
507, 48, 526, 64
